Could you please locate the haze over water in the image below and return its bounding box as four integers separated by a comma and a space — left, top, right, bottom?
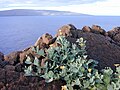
0, 16, 120, 54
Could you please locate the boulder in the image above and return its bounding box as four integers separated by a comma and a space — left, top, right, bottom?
3, 48, 35, 65
82, 26, 92, 32
34, 33, 53, 48
108, 27, 120, 46
107, 27, 120, 37
55, 24, 120, 70
91, 25, 106, 35
19, 47, 35, 63
56, 24, 78, 38
66, 31, 120, 70
4, 51, 21, 65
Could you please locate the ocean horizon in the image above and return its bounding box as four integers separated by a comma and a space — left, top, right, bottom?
0, 16, 120, 54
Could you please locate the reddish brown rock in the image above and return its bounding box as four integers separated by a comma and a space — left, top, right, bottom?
0, 24, 120, 90
66, 31, 120, 70
4, 51, 21, 65
53, 24, 120, 70
19, 47, 35, 63
82, 26, 92, 32
108, 27, 120, 46
34, 33, 53, 48
4, 47, 35, 65
91, 25, 106, 35
56, 24, 78, 38
107, 27, 120, 37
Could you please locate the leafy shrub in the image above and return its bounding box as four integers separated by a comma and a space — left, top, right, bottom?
24, 36, 120, 90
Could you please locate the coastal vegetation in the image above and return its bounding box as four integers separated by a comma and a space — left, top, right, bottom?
24, 36, 120, 90
0, 24, 120, 90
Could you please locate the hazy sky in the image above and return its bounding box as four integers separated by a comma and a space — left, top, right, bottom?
0, 0, 120, 16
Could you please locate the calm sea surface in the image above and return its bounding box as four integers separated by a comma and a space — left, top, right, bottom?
0, 16, 120, 54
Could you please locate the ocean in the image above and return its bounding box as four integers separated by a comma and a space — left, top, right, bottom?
0, 16, 120, 54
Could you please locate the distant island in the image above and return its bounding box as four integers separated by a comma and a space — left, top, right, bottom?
0, 9, 91, 16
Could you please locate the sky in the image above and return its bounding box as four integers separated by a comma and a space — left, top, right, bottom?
0, 0, 120, 16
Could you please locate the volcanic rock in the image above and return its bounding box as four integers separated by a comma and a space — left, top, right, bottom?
19, 47, 35, 63
56, 24, 120, 70
108, 27, 120, 46
82, 26, 92, 32
0, 52, 9, 68
34, 33, 53, 48
4, 51, 21, 65
91, 25, 106, 35
56, 24, 78, 38
4, 65, 15, 71
0, 24, 120, 90
76, 32, 120, 70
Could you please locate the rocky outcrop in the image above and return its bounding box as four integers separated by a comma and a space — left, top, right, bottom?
0, 67, 65, 90
3, 24, 120, 70
67, 32, 120, 70
0, 52, 9, 68
0, 24, 120, 90
108, 27, 120, 46
82, 26, 92, 32
91, 25, 106, 35
35, 33, 53, 48
56, 24, 120, 70
56, 24, 78, 38
4, 51, 21, 65
19, 47, 35, 64
82, 25, 106, 36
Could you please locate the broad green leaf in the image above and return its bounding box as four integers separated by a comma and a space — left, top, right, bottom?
107, 84, 114, 90
37, 49, 45, 56
46, 78, 53, 83
33, 57, 40, 67
83, 80, 90, 88
75, 79, 80, 85
31, 46, 36, 52
103, 75, 111, 85
24, 65, 33, 76
25, 56, 32, 64
116, 66, 120, 73
62, 54, 67, 60
48, 71, 54, 77
36, 46, 39, 53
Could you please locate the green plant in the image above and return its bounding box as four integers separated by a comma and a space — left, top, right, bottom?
24, 56, 42, 76
32, 46, 45, 57
24, 36, 120, 90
